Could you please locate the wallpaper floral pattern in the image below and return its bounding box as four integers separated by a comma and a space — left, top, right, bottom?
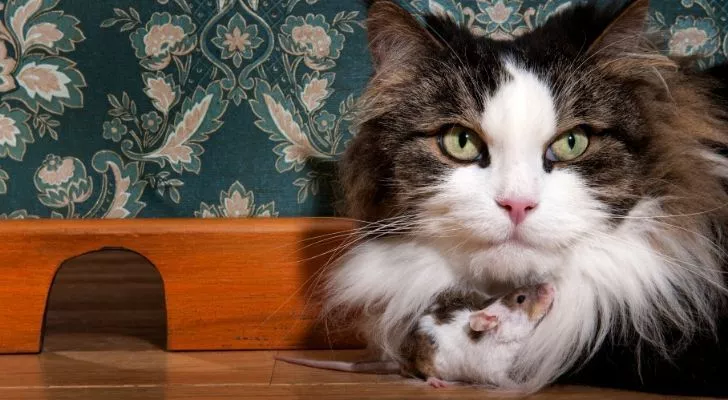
0, 0, 726, 219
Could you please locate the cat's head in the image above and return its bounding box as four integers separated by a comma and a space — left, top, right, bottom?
340, 0, 728, 282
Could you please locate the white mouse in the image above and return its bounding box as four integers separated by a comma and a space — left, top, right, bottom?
276, 283, 555, 388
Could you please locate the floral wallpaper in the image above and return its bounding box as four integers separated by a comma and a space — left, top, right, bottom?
0, 0, 726, 219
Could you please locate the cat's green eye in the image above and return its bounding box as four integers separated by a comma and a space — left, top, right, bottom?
439, 125, 484, 162
546, 128, 590, 162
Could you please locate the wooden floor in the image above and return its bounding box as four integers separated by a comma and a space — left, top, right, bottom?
0, 251, 712, 399
0, 347, 706, 400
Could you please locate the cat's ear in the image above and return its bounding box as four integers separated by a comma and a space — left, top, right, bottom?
366, 0, 440, 71
587, 0, 650, 57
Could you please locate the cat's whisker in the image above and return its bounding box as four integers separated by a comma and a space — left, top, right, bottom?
610, 201, 728, 220
609, 215, 728, 261
306, 219, 468, 298
411, 11, 485, 106
301, 219, 439, 325
263, 216, 413, 256
554, 28, 677, 111
583, 231, 726, 339
578, 229, 725, 337
582, 230, 728, 292
257, 215, 426, 332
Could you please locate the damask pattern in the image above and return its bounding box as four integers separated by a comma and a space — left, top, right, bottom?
0, 0, 727, 219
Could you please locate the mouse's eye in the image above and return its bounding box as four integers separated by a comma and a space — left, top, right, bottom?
516, 295, 526, 304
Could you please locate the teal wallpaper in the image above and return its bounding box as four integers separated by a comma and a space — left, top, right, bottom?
0, 0, 726, 219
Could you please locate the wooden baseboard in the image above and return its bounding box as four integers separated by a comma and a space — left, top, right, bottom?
0, 218, 360, 353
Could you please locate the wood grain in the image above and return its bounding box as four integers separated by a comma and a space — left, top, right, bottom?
0, 218, 359, 353
0, 348, 706, 400
2, 385, 694, 400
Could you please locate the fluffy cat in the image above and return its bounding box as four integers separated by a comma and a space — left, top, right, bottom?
326, 0, 728, 395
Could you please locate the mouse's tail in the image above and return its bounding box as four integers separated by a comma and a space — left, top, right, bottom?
275, 356, 400, 374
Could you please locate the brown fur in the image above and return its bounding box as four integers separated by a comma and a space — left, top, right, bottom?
468, 328, 486, 342
498, 286, 551, 321
428, 289, 491, 325
400, 330, 438, 380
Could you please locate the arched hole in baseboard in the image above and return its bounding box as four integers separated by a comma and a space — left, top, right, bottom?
42, 249, 167, 351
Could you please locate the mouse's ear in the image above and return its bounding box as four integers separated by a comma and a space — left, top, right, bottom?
469, 311, 499, 332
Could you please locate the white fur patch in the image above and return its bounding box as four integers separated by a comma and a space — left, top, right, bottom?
483, 62, 558, 143
481, 62, 556, 201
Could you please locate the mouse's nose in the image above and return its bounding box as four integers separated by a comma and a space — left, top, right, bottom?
496, 198, 538, 225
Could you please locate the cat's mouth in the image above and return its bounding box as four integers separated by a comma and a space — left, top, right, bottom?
416, 214, 570, 251
493, 230, 535, 247
489, 229, 582, 253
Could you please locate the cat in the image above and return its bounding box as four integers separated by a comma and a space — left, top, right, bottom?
325, 0, 728, 396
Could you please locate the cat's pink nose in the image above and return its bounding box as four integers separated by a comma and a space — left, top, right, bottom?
496, 198, 538, 225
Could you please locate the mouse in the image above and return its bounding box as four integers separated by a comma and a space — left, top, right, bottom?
276, 283, 555, 388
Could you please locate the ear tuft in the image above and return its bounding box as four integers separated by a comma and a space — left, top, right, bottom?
587, 0, 650, 57
367, 0, 438, 70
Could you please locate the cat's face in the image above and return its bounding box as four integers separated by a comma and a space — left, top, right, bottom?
412, 57, 641, 265
341, 1, 663, 279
